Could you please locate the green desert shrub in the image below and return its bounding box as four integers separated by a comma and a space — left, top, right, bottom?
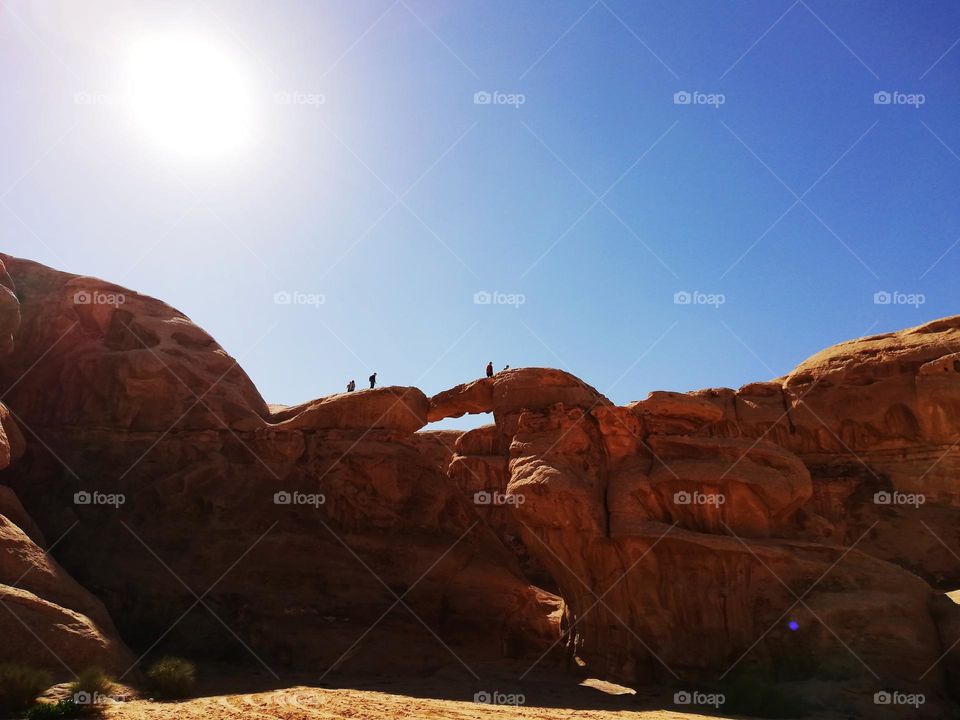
69, 667, 114, 700
23, 699, 82, 719
0, 663, 52, 713
145, 657, 196, 699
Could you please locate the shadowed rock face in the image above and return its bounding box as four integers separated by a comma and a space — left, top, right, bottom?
501, 404, 952, 717
0, 254, 559, 676
0, 510, 135, 674
0, 258, 133, 674
1, 253, 960, 717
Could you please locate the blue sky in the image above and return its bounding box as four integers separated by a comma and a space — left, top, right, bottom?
2, 0, 959, 429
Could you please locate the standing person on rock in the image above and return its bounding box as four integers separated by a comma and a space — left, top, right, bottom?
486, 361, 493, 378
369, 372, 377, 389
346, 380, 355, 392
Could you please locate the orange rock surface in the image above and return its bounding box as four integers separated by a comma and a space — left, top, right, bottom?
1, 254, 959, 717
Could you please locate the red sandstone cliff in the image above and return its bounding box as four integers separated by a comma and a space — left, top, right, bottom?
1, 253, 958, 717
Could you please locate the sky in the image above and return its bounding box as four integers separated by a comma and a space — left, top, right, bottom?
2, 0, 959, 430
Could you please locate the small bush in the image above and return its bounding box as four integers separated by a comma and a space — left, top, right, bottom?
24, 699, 82, 719
0, 663, 52, 713
145, 657, 196, 699
69, 667, 113, 702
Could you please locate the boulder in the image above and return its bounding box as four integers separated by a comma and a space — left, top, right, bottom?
0, 502, 134, 674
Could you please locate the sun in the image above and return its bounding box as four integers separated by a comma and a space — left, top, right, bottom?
127, 35, 252, 157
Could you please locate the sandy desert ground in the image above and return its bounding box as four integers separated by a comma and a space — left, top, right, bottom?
99, 687, 730, 720
66, 665, 836, 720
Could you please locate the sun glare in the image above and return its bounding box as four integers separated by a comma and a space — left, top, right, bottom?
127, 35, 252, 157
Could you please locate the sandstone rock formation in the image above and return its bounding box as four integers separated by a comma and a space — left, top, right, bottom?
693, 317, 960, 587
2, 253, 960, 718
0, 511, 134, 674
504, 405, 952, 717
0, 257, 133, 675
0, 257, 268, 432
0, 254, 559, 677
429, 344, 960, 717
